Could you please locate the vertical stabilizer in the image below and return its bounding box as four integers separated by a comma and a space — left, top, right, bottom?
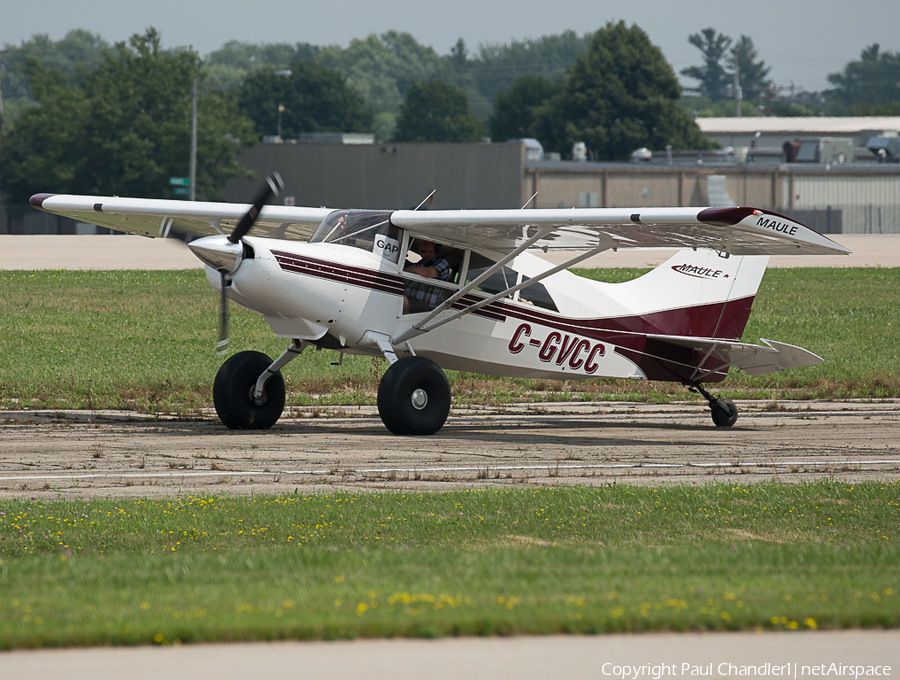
613, 249, 770, 340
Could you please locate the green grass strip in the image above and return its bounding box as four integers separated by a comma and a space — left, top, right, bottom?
2, 482, 898, 648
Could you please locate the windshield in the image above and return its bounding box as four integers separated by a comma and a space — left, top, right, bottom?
310, 210, 401, 263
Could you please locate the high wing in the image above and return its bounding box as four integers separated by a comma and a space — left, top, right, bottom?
30, 194, 333, 241
32, 194, 848, 258
391, 206, 849, 256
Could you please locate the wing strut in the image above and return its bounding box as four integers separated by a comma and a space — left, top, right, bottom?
392, 233, 616, 346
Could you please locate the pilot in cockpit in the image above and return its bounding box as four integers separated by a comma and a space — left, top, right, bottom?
403, 239, 450, 313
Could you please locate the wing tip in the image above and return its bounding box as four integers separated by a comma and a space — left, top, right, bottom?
30, 193, 55, 209
697, 206, 758, 226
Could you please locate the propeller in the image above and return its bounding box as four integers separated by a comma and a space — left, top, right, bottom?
228, 172, 284, 244
215, 172, 284, 356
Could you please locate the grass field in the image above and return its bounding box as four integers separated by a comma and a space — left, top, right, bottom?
1, 482, 898, 648
1, 267, 899, 413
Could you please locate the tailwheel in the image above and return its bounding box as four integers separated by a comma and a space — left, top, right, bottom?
710, 398, 738, 427
688, 382, 738, 428
213, 350, 286, 430
377, 356, 451, 436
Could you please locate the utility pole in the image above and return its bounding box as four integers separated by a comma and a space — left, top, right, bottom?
734, 65, 742, 118
0, 49, 8, 118
189, 80, 197, 201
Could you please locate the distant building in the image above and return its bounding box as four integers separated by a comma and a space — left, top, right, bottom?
218, 138, 900, 235
6, 137, 900, 235
696, 117, 900, 164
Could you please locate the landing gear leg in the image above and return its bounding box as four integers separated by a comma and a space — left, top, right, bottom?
688, 382, 738, 428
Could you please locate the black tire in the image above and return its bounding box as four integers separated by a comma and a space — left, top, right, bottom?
377, 356, 451, 436
213, 350, 285, 430
711, 398, 738, 428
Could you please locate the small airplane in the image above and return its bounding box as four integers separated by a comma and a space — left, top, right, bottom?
31, 172, 848, 435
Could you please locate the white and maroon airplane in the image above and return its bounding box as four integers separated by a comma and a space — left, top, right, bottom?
31, 173, 848, 435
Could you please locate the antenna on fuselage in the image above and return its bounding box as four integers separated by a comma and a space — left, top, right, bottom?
413, 189, 436, 211
520, 191, 538, 209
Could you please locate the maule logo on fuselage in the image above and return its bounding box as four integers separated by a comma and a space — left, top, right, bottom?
756, 216, 798, 236
508, 323, 605, 374
671, 264, 729, 280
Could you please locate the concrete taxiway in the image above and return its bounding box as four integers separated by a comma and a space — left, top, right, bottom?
1, 233, 898, 270
3, 630, 899, 679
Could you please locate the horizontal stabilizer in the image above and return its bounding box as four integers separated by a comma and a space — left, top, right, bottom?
646, 335, 823, 377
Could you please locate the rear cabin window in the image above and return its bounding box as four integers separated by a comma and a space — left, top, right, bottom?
465, 253, 558, 312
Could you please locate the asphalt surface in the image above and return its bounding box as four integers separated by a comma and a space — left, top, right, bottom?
2, 401, 899, 499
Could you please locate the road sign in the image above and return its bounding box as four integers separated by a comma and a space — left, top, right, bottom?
172, 187, 191, 196
169, 177, 190, 186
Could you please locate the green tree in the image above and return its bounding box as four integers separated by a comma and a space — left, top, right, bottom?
489, 74, 559, 141
393, 80, 484, 143
847, 101, 900, 116
0, 30, 110, 128
0, 28, 255, 203
203, 40, 318, 93
438, 38, 490, 121
535, 22, 712, 160
237, 60, 373, 139
473, 31, 590, 106
826, 44, 900, 113
729, 35, 771, 101
681, 28, 733, 102
0, 29, 109, 100
318, 32, 443, 140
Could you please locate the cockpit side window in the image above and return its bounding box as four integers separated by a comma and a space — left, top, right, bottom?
310, 210, 401, 263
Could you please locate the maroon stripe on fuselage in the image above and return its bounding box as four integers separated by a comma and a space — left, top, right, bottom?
487, 297, 755, 345
273, 251, 508, 321
274, 251, 405, 296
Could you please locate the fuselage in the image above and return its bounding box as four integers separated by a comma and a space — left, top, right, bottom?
196, 218, 766, 385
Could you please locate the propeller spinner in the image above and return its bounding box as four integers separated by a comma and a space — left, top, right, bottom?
187, 172, 284, 356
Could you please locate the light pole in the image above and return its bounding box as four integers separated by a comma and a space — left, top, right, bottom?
274, 69, 291, 141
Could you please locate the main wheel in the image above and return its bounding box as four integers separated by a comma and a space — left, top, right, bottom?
213, 350, 285, 430
711, 398, 738, 428
377, 356, 451, 436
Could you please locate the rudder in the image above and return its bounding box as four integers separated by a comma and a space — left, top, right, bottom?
612, 249, 770, 340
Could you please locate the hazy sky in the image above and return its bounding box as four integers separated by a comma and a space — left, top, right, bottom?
3, 0, 898, 93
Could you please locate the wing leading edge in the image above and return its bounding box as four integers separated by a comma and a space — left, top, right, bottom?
391, 206, 849, 256
30, 194, 333, 241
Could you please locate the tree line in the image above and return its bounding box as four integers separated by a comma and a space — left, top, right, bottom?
678, 28, 900, 118
1, 25, 897, 204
